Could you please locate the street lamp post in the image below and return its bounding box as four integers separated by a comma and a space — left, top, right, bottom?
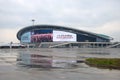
32, 19, 35, 48
32, 19, 35, 26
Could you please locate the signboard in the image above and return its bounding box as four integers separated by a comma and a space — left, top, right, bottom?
21, 30, 77, 43
53, 30, 76, 41
31, 30, 53, 43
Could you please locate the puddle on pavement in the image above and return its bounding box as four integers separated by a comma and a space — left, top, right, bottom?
17, 53, 78, 69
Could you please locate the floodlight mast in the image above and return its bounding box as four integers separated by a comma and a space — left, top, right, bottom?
31, 19, 35, 47
32, 19, 35, 26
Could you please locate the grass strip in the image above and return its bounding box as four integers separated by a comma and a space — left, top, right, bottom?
85, 58, 120, 70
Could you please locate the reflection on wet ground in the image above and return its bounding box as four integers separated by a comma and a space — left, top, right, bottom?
17, 49, 77, 68
0, 48, 120, 80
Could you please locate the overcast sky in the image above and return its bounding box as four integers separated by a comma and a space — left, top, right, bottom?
0, 0, 120, 43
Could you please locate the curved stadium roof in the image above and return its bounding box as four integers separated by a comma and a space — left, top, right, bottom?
17, 25, 112, 40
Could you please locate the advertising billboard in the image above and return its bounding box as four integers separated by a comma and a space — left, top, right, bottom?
53, 30, 76, 42
31, 30, 53, 43
21, 30, 76, 43
21, 32, 31, 43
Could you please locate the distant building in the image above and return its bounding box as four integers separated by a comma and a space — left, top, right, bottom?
17, 25, 112, 44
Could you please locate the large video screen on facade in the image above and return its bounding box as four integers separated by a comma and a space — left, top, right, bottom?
53, 30, 76, 42
21, 30, 76, 43
31, 30, 53, 43
21, 32, 31, 43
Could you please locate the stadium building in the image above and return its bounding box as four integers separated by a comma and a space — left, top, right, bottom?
17, 25, 113, 48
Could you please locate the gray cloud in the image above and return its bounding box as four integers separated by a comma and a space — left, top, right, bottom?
0, 0, 120, 42
0, 0, 120, 27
